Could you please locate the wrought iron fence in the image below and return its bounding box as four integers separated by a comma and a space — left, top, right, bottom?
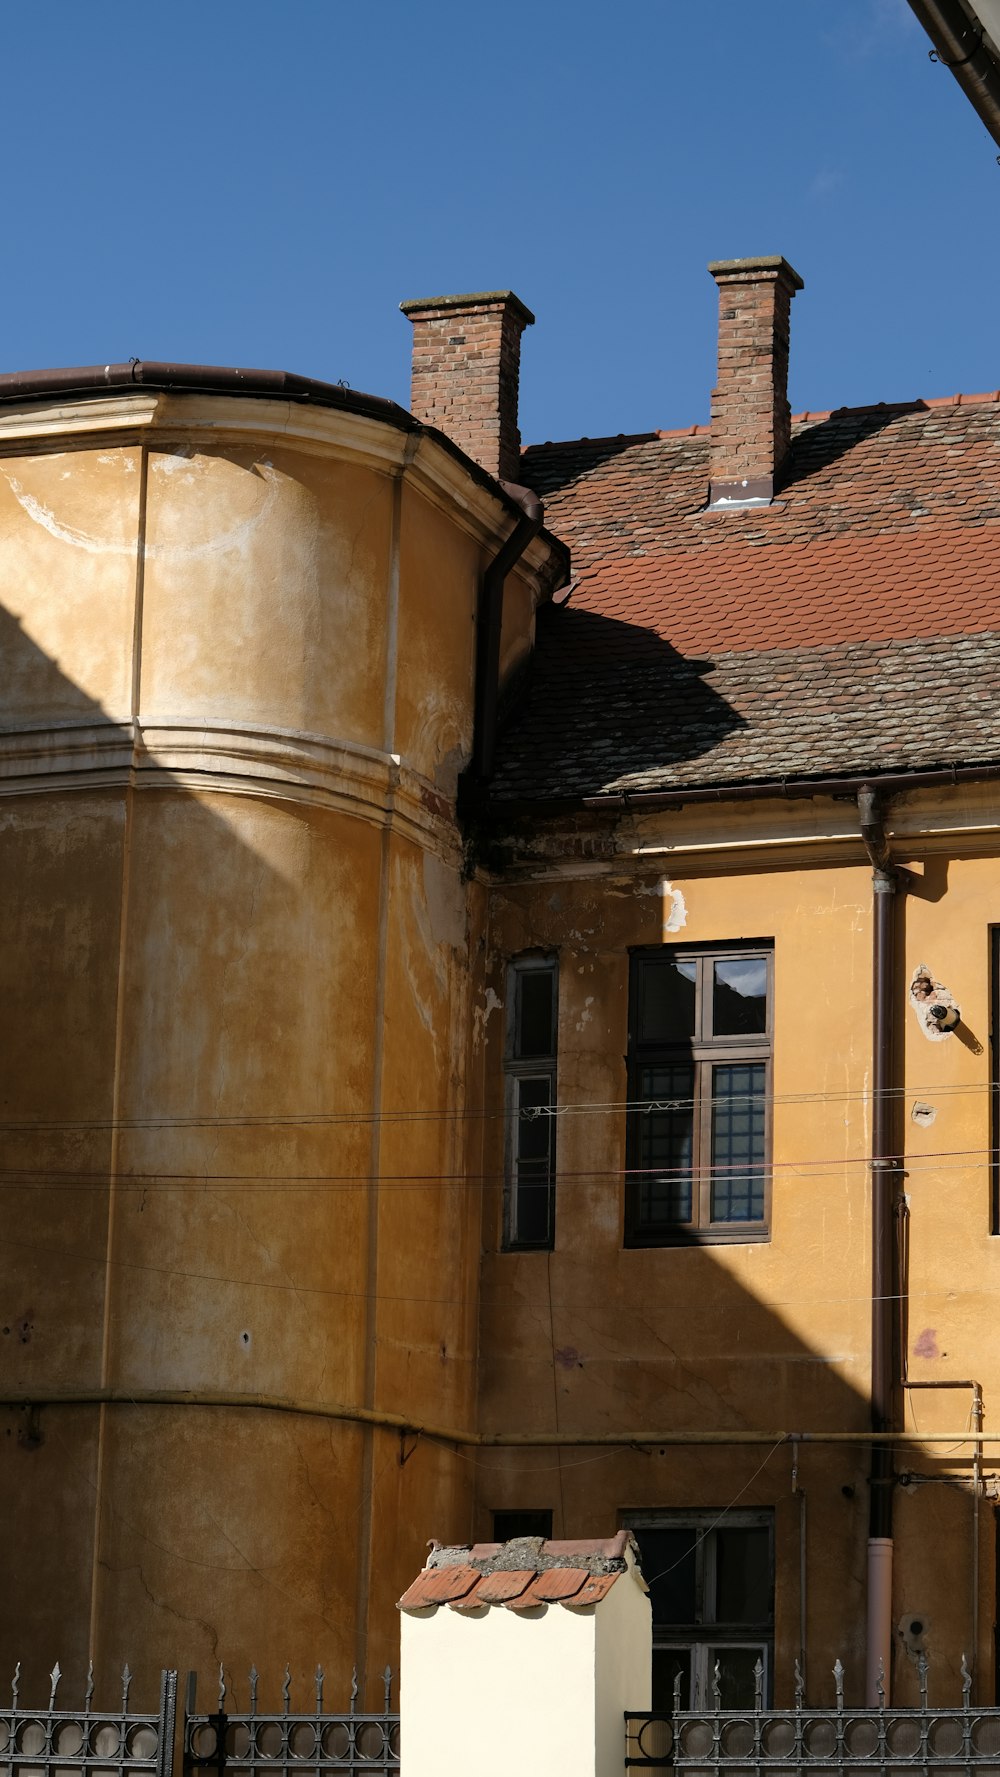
626, 1653, 1000, 1771
0, 1665, 397, 1777
183, 1668, 399, 1777
0, 1663, 176, 1777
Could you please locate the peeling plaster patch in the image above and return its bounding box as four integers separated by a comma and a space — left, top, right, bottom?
473, 987, 502, 1049
911, 1101, 937, 1128
661, 878, 688, 934
912, 1328, 940, 1359
575, 995, 595, 1033
908, 962, 960, 1042
422, 853, 466, 951
0, 459, 280, 561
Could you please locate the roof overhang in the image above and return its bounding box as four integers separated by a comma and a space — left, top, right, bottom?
908, 0, 1000, 147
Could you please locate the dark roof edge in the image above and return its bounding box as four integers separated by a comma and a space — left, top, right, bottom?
907, 0, 1000, 150
0, 359, 569, 569
477, 758, 1000, 819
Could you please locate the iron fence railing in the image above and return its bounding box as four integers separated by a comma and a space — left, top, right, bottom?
626, 1653, 1000, 1771
0, 1664, 176, 1777
183, 1668, 398, 1777
0, 1665, 398, 1777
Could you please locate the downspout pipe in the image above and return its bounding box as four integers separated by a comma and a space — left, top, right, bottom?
469, 481, 543, 785
858, 785, 904, 1705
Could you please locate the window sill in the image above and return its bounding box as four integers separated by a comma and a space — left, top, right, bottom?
624, 1226, 770, 1249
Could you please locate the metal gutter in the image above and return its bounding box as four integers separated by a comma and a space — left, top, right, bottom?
472, 758, 1000, 822
0, 360, 569, 571
908, 0, 1000, 149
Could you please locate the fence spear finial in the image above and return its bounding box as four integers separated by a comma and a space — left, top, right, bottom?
84, 1661, 94, 1713
282, 1665, 291, 1715
961, 1654, 972, 1708
877, 1658, 885, 1710
11, 1661, 19, 1709
833, 1658, 845, 1713
49, 1662, 61, 1711
794, 1658, 804, 1711
121, 1663, 131, 1713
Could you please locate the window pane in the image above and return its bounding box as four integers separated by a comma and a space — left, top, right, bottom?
710, 1063, 766, 1222
652, 1646, 692, 1714
712, 956, 768, 1036
493, 1509, 553, 1542
639, 956, 697, 1044
714, 1527, 771, 1624
707, 1647, 766, 1710
516, 967, 555, 1058
513, 1075, 553, 1245
636, 1063, 694, 1225
632, 1528, 698, 1629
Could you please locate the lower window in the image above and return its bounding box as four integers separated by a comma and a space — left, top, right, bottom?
625, 1512, 774, 1713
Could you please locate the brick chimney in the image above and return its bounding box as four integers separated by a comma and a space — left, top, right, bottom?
707, 255, 804, 507
400, 290, 534, 483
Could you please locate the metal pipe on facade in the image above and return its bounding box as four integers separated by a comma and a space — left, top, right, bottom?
3, 1390, 999, 1447
858, 785, 902, 1705
469, 481, 543, 784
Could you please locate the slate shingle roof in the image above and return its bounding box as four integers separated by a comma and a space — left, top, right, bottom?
491, 395, 1000, 802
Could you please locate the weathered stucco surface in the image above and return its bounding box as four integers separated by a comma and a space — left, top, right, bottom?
0, 398, 521, 1704
477, 818, 1000, 1704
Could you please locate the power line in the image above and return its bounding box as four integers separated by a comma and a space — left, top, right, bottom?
0, 1076, 995, 1132
0, 1146, 994, 1189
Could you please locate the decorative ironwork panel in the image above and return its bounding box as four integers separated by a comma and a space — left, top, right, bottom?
627, 1655, 1000, 1771
183, 1668, 399, 1777
0, 1665, 176, 1777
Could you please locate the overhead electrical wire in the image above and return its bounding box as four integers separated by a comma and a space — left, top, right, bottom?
0, 1075, 996, 1133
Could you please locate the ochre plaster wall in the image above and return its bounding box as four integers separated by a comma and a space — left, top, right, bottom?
478, 845, 999, 1704
0, 412, 502, 1706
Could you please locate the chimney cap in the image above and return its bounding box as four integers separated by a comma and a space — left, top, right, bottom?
400, 289, 535, 327
708, 255, 804, 292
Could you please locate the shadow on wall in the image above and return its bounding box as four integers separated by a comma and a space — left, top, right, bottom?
0, 582, 403, 1703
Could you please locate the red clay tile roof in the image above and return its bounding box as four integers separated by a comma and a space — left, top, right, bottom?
490, 397, 1000, 801
398, 1532, 637, 1613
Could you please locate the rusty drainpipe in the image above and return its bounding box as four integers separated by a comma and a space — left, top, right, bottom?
858, 785, 905, 1705
470, 481, 543, 784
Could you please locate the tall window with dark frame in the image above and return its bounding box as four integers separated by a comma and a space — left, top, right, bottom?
626, 1513, 774, 1713
991, 927, 1000, 1235
503, 955, 557, 1250
626, 944, 773, 1244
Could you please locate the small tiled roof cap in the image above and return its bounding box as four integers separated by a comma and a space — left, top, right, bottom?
491, 394, 1000, 801
398, 1531, 642, 1613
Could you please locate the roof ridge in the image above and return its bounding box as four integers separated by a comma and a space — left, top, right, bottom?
523, 390, 1000, 454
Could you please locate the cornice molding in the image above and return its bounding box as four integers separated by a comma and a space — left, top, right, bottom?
0, 718, 464, 862
0, 391, 557, 596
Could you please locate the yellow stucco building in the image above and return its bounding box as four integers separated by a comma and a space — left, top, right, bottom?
3, 261, 1000, 1714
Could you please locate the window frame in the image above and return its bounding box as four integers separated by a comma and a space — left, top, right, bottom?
625, 942, 774, 1247
624, 1509, 775, 1712
991, 926, 1000, 1235
503, 953, 558, 1251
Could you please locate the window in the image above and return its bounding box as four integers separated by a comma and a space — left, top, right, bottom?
492, 1508, 553, 1542
503, 955, 557, 1249
626, 1513, 774, 1713
626, 944, 773, 1245
991, 928, 1000, 1234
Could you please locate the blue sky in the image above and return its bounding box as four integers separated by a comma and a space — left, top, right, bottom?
3, 0, 998, 443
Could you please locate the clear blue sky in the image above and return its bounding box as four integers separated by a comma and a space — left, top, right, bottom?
3, 0, 998, 444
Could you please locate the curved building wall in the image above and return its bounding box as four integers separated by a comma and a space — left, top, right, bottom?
0, 395, 536, 1704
